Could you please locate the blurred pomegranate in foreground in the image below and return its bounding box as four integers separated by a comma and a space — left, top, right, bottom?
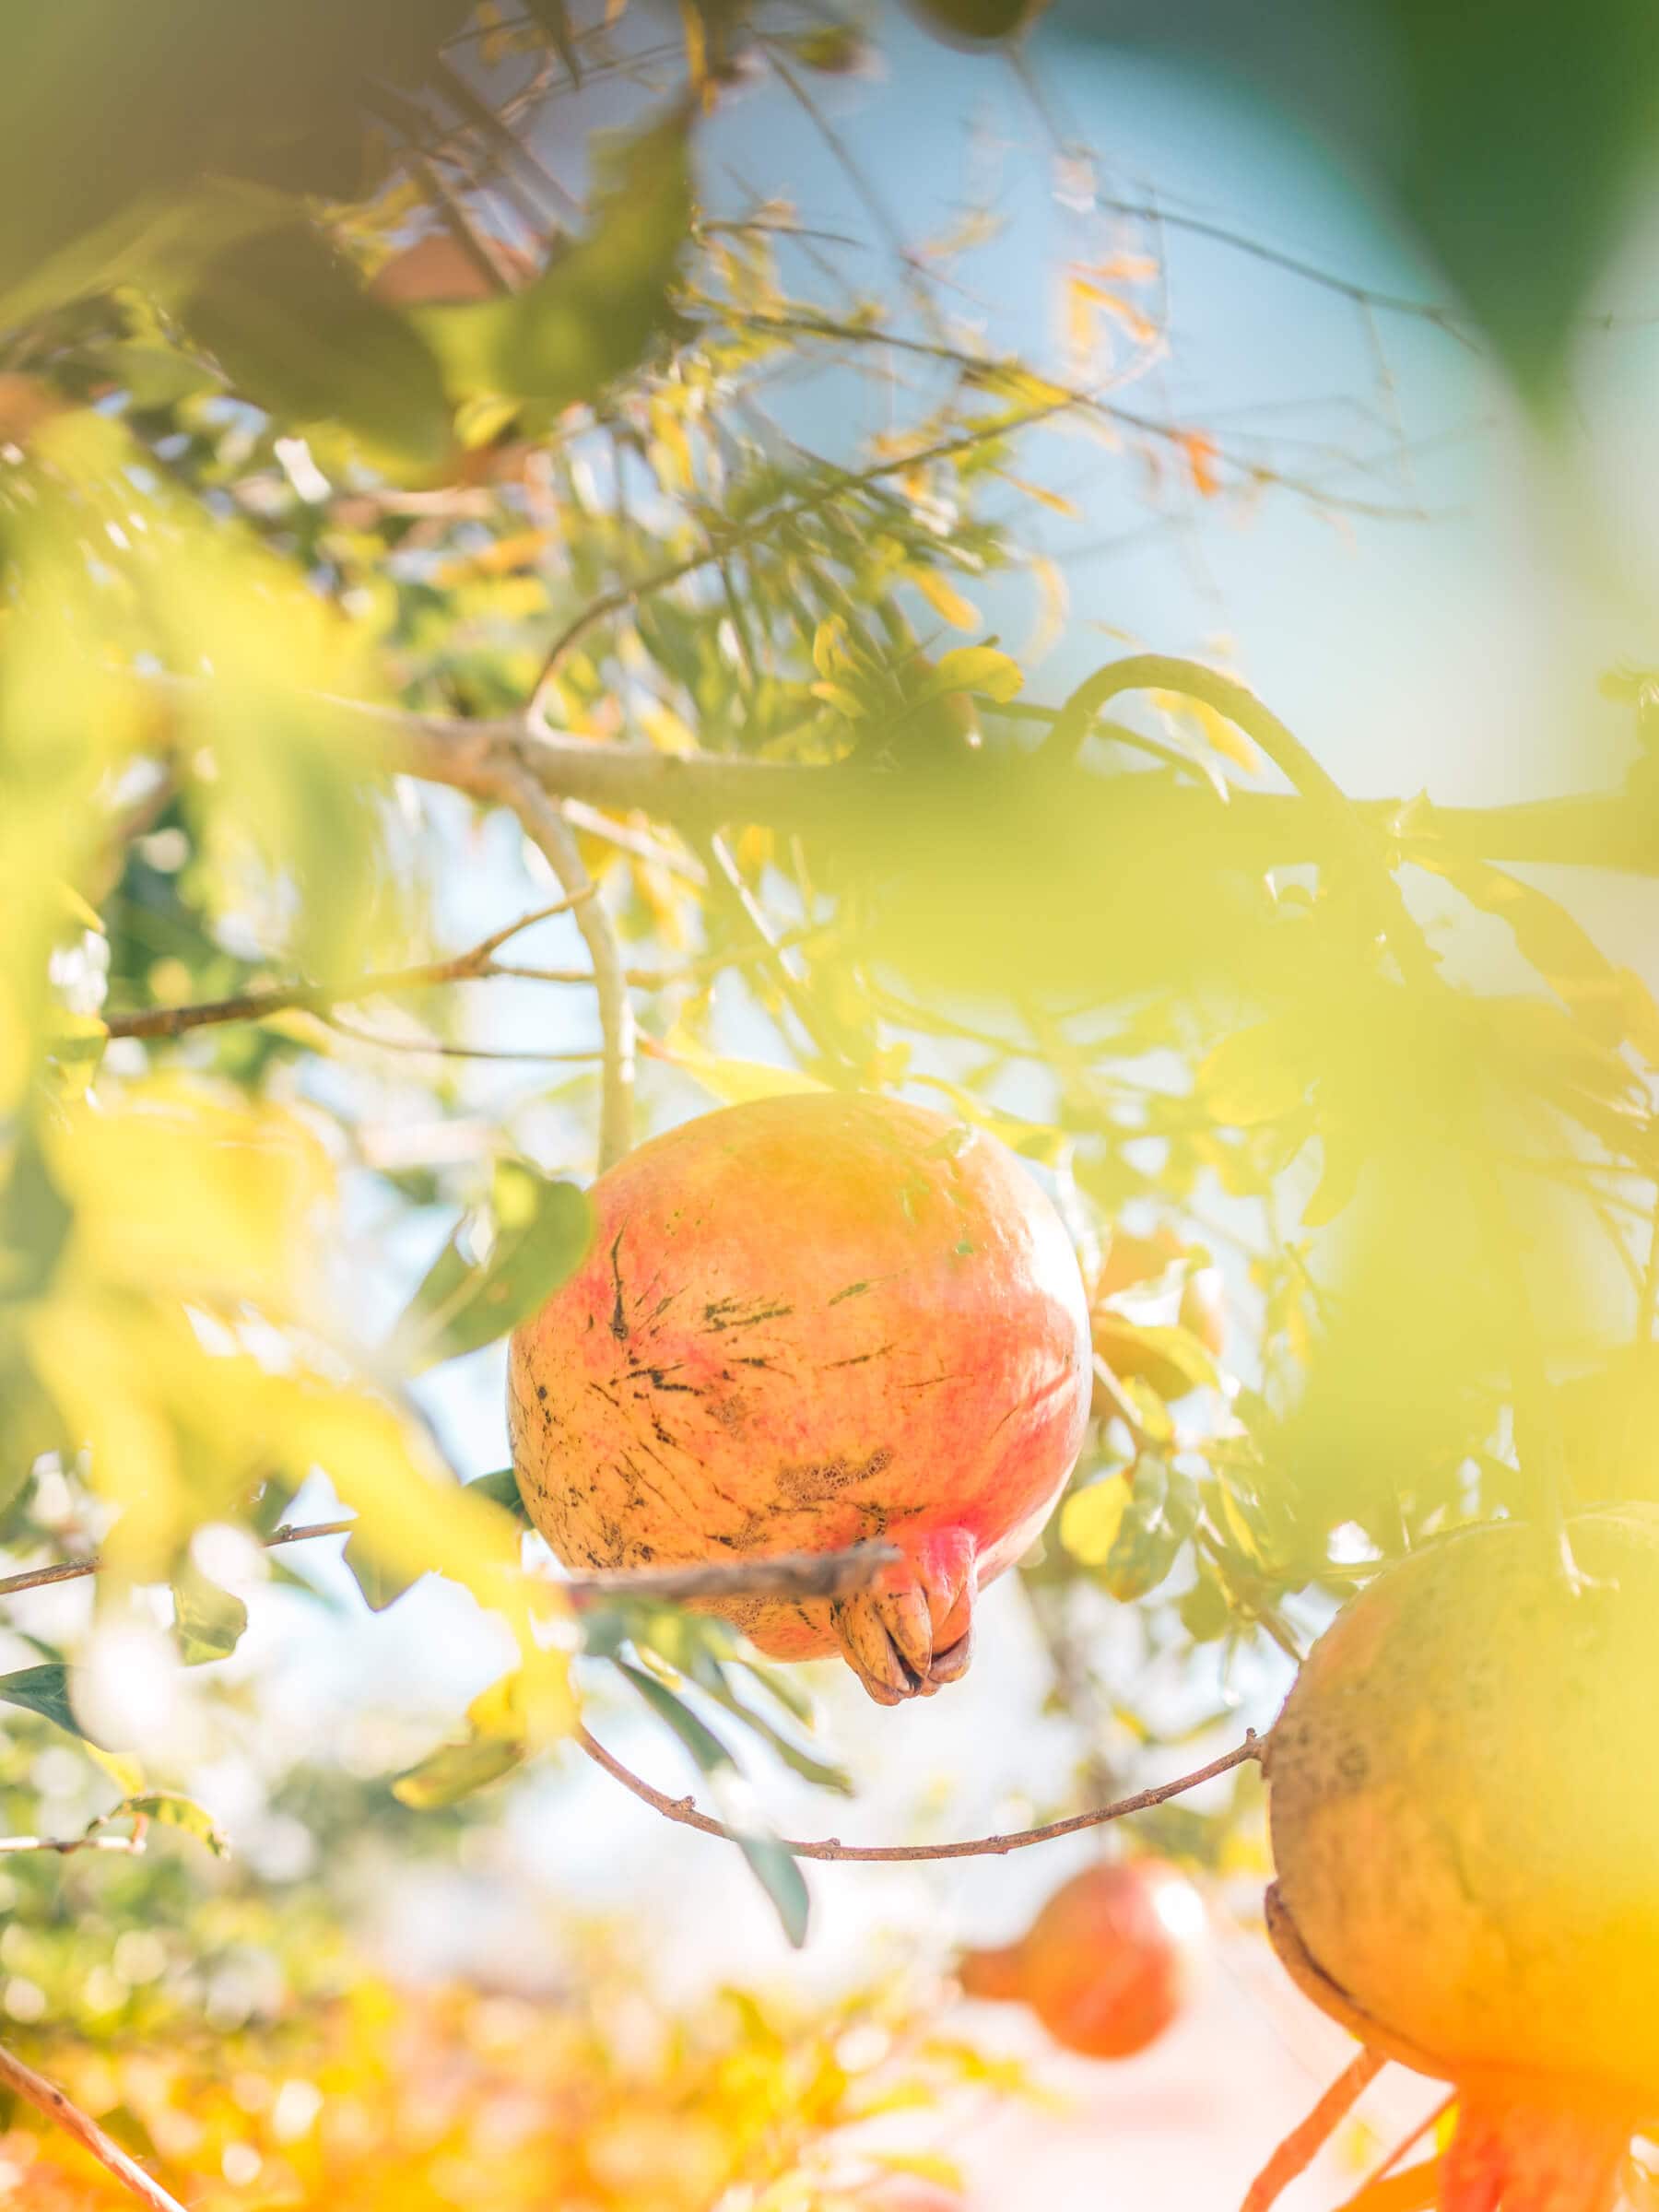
511, 1094, 1091, 1703
1265, 1506, 1659, 2210
959, 1858, 1206, 2058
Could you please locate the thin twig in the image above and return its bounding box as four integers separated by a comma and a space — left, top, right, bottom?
1241, 2047, 1387, 2212
526, 397, 1070, 719
566, 1542, 901, 1606
0, 2040, 190, 2212
0, 1525, 899, 1610
97, 893, 591, 1043
576, 1725, 1261, 1862
498, 766, 636, 1169
1338, 2093, 1455, 2208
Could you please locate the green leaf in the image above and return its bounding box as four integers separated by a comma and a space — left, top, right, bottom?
171, 1559, 249, 1666
342, 1529, 423, 1615
417, 109, 692, 415
393, 1733, 526, 1810
465, 1465, 531, 1523
182, 221, 454, 477
394, 1161, 593, 1371
681, 1649, 853, 1795
0, 1663, 100, 1744
616, 1661, 810, 1947
107, 1792, 229, 1857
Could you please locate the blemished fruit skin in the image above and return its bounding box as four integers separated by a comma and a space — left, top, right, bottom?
959, 1859, 1205, 2059
509, 1094, 1091, 1704
1266, 1506, 1659, 2211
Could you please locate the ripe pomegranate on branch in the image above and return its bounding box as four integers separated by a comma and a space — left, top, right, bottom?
510, 1093, 1093, 1703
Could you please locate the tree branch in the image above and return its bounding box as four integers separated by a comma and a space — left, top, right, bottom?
99, 892, 593, 1043
496, 765, 636, 1169
566, 1541, 900, 1606
0, 1524, 899, 1609
0, 2041, 190, 2212
576, 1724, 1261, 1861
332, 688, 1659, 876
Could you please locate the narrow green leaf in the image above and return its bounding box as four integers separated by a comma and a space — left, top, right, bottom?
616, 1661, 810, 1946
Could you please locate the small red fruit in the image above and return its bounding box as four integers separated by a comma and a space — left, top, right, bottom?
958, 1858, 1205, 2058
510, 1095, 1091, 1703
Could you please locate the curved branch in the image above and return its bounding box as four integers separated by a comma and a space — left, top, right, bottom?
495, 764, 636, 1170
0, 2041, 190, 2212
577, 1724, 1261, 1862
1042, 653, 1440, 987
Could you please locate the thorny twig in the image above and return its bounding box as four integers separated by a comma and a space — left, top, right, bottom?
1241, 2047, 1387, 2212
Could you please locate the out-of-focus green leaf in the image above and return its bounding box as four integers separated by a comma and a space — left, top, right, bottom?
0, 1662, 100, 1744
417, 109, 692, 414
182, 222, 454, 477
393, 1734, 525, 1810
617, 1660, 810, 1947
465, 1465, 531, 1523
171, 1559, 249, 1666
0, 1126, 73, 1303
394, 1161, 593, 1371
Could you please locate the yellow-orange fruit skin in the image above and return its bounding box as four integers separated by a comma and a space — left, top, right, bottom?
1266, 1507, 1659, 2208
509, 1095, 1090, 1702
959, 1859, 1204, 2059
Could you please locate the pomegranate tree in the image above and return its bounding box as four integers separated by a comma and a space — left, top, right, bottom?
959, 1858, 1205, 2058
1264, 1505, 1659, 2210
509, 1094, 1091, 1703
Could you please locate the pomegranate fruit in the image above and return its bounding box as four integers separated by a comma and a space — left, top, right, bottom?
1265, 1505, 1659, 2211
958, 1858, 1205, 2058
509, 1094, 1090, 1703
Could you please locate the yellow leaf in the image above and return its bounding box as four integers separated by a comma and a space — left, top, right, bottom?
812, 617, 849, 678
996, 472, 1079, 519
645, 1028, 829, 1107
1198, 1023, 1307, 1126
929, 646, 1024, 703
1059, 1474, 1129, 1565
905, 568, 980, 633
809, 679, 867, 718
54, 882, 106, 935
1152, 689, 1264, 776
47, 1081, 333, 1307
637, 697, 699, 755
